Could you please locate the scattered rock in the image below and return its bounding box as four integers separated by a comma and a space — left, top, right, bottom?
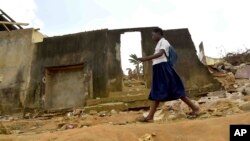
168, 114, 177, 120
138, 133, 156, 141
10, 130, 22, 134
110, 109, 118, 115
233, 84, 239, 88
112, 121, 128, 125
0, 122, 10, 134
239, 102, 250, 111
207, 108, 217, 112
212, 111, 223, 117
73, 109, 84, 116
66, 112, 73, 117
242, 96, 250, 101
98, 111, 110, 117
29, 126, 37, 130
24, 113, 32, 119
60, 123, 78, 130
7, 116, 14, 121
89, 110, 98, 115
79, 122, 92, 128
207, 91, 226, 98
57, 123, 66, 129
199, 113, 211, 119
242, 87, 250, 96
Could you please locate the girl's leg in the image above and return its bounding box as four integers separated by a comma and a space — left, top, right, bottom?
180, 96, 199, 114
146, 101, 160, 120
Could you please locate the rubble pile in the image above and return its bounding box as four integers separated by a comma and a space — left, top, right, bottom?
207, 59, 250, 91
149, 81, 250, 122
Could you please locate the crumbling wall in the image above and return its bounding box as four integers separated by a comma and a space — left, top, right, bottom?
106, 31, 123, 92
0, 27, 221, 112
33, 29, 109, 108
0, 29, 40, 113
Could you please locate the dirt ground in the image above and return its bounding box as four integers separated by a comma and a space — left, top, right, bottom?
0, 112, 249, 141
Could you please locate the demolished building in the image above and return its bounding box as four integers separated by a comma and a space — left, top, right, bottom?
0, 11, 221, 113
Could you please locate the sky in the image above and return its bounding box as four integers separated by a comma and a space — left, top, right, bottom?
1, 0, 250, 73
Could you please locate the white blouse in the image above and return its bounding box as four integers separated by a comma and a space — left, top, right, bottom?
152, 38, 171, 65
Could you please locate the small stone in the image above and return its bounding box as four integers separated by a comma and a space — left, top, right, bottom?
168, 114, 177, 120
207, 108, 217, 112
242, 96, 250, 101
212, 112, 223, 117
89, 110, 98, 115
10, 130, 22, 134
63, 124, 78, 130
176, 112, 187, 119
73, 109, 84, 116
67, 112, 73, 117
30, 126, 37, 130
198, 101, 206, 105
24, 113, 32, 119
112, 121, 128, 125
110, 109, 118, 115
98, 111, 109, 117
233, 84, 239, 88
7, 117, 14, 121
239, 102, 250, 111
138, 133, 156, 141
57, 123, 66, 129
0, 123, 10, 134
199, 113, 211, 119
79, 122, 92, 128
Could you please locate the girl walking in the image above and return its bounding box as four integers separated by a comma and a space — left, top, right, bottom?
137, 27, 199, 122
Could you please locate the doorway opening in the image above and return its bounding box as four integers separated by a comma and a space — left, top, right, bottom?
120, 32, 146, 93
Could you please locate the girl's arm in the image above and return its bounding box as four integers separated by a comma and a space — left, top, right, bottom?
137, 49, 165, 62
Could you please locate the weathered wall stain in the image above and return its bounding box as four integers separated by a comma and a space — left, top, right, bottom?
0, 29, 42, 113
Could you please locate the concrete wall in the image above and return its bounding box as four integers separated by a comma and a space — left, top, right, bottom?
0, 27, 221, 112
33, 29, 109, 106
106, 31, 123, 92
0, 29, 42, 113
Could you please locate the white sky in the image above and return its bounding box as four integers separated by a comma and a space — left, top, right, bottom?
1, 0, 250, 71
120, 32, 142, 74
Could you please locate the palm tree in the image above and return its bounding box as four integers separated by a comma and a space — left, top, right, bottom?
129, 54, 141, 80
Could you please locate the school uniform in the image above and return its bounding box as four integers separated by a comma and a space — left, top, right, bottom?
149, 38, 186, 101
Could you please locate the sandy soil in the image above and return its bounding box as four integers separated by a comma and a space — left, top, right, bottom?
0, 112, 249, 141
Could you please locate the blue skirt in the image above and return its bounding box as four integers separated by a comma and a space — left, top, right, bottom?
149, 62, 186, 101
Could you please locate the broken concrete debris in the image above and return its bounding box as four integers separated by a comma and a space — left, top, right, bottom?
138, 133, 156, 141
239, 102, 250, 111
141, 86, 249, 122
235, 65, 250, 79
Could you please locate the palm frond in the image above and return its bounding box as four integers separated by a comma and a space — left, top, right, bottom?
128, 54, 140, 65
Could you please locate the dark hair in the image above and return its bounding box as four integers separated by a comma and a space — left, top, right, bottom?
153, 27, 163, 36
